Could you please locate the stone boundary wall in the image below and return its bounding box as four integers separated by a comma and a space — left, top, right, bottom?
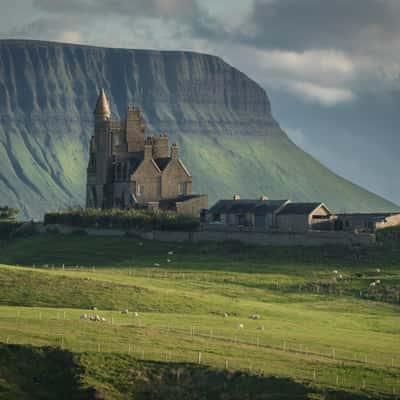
36, 223, 376, 247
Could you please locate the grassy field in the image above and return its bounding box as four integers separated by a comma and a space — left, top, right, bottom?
0, 234, 400, 399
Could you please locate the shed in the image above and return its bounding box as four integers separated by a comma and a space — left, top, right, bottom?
276, 202, 333, 233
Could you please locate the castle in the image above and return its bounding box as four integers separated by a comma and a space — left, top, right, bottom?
86, 89, 207, 215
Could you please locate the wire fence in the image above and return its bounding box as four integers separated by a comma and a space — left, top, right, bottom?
0, 309, 399, 398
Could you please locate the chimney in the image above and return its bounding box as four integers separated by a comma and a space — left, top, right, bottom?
144, 137, 153, 160
171, 143, 180, 160
233, 195, 241, 201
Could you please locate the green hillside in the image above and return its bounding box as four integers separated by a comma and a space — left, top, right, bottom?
0, 39, 397, 219
0, 234, 399, 399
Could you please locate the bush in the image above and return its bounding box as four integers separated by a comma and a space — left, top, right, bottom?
44, 208, 200, 231
0, 206, 19, 221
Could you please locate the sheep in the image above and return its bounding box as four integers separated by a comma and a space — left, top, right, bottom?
95, 315, 101, 321
236, 323, 244, 329
168, 251, 174, 255
249, 314, 261, 320
89, 315, 97, 321
80, 314, 88, 320
370, 282, 376, 287
257, 325, 265, 331
91, 306, 97, 311
133, 312, 139, 317
338, 274, 343, 279
122, 309, 129, 314
376, 280, 381, 284
223, 312, 229, 318
333, 270, 338, 274
154, 263, 161, 267
167, 259, 172, 263
101, 317, 107, 322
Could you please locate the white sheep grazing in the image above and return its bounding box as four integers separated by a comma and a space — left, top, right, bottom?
223, 312, 229, 318
122, 309, 129, 314
370, 282, 376, 287
338, 274, 343, 279
257, 325, 265, 331
92, 306, 97, 311
133, 312, 139, 317
80, 314, 88, 320
168, 251, 174, 255
249, 314, 261, 320
154, 263, 161, 267
376, 268, 381, 273
95, 315, 101, 321
376, 280, 381, 284
167, 259, 172, 263
101, 317, 106, 322
237, 323, 244, 329
89, 315, 96, 321
333, 270, 338, 274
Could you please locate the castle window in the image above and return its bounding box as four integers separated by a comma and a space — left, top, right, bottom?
178, 183, 187, 195
137, 184, 144, 196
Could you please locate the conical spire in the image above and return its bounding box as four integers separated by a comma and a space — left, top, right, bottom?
94, 88, 110, 118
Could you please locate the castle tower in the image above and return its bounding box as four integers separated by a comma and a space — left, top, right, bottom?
94, 89, 111, 185
126, 106, 146, 153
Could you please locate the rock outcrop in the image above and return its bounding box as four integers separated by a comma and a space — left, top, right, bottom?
0, 39, 397, 218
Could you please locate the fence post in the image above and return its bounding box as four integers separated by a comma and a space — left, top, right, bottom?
198, 352, 202, 365
225, 360, 229, 369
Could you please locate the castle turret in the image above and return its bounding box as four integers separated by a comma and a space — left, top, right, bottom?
94, 88, 111, 120
126, 106, 146, 153
94, 89, 112, 198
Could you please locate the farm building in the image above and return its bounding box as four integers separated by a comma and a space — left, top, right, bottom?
334, 213, 400, 233
206, 198, 334, 232
275, 202, 333, 233
206, 197, 289, 227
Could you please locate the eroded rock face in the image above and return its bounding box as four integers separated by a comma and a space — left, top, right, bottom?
0, 40, 396, 219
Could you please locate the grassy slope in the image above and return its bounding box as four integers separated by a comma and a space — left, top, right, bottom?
181, 133, 398, 213
0, 234, 399, 398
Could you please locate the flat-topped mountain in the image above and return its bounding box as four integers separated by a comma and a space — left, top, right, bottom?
0, 39, 397, 218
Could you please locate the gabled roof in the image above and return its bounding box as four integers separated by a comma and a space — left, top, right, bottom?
277, 202, 329, 216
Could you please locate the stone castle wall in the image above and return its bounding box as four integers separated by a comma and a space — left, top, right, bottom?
37, 223, 376, 247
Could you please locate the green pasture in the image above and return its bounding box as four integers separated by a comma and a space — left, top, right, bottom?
0, 234, 399, 399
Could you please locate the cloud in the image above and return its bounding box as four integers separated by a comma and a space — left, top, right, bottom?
242, 0, 400, 53
283, 81, 355, 106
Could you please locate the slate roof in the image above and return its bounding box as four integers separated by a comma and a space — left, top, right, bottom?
209, 199, 279, 215
255, 200, 289, 215
276, 202, 327, 216
154, 157, 171, 171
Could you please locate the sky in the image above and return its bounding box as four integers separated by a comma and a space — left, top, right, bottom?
1, 0, 400, 204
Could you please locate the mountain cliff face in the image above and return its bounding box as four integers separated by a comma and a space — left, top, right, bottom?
0, 39, 397, 219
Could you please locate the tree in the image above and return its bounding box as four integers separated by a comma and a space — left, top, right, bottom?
0, 206, 19, 221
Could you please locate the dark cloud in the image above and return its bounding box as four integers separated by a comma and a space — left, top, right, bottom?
32, 0, 226, 41
241, 0, 400, 52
